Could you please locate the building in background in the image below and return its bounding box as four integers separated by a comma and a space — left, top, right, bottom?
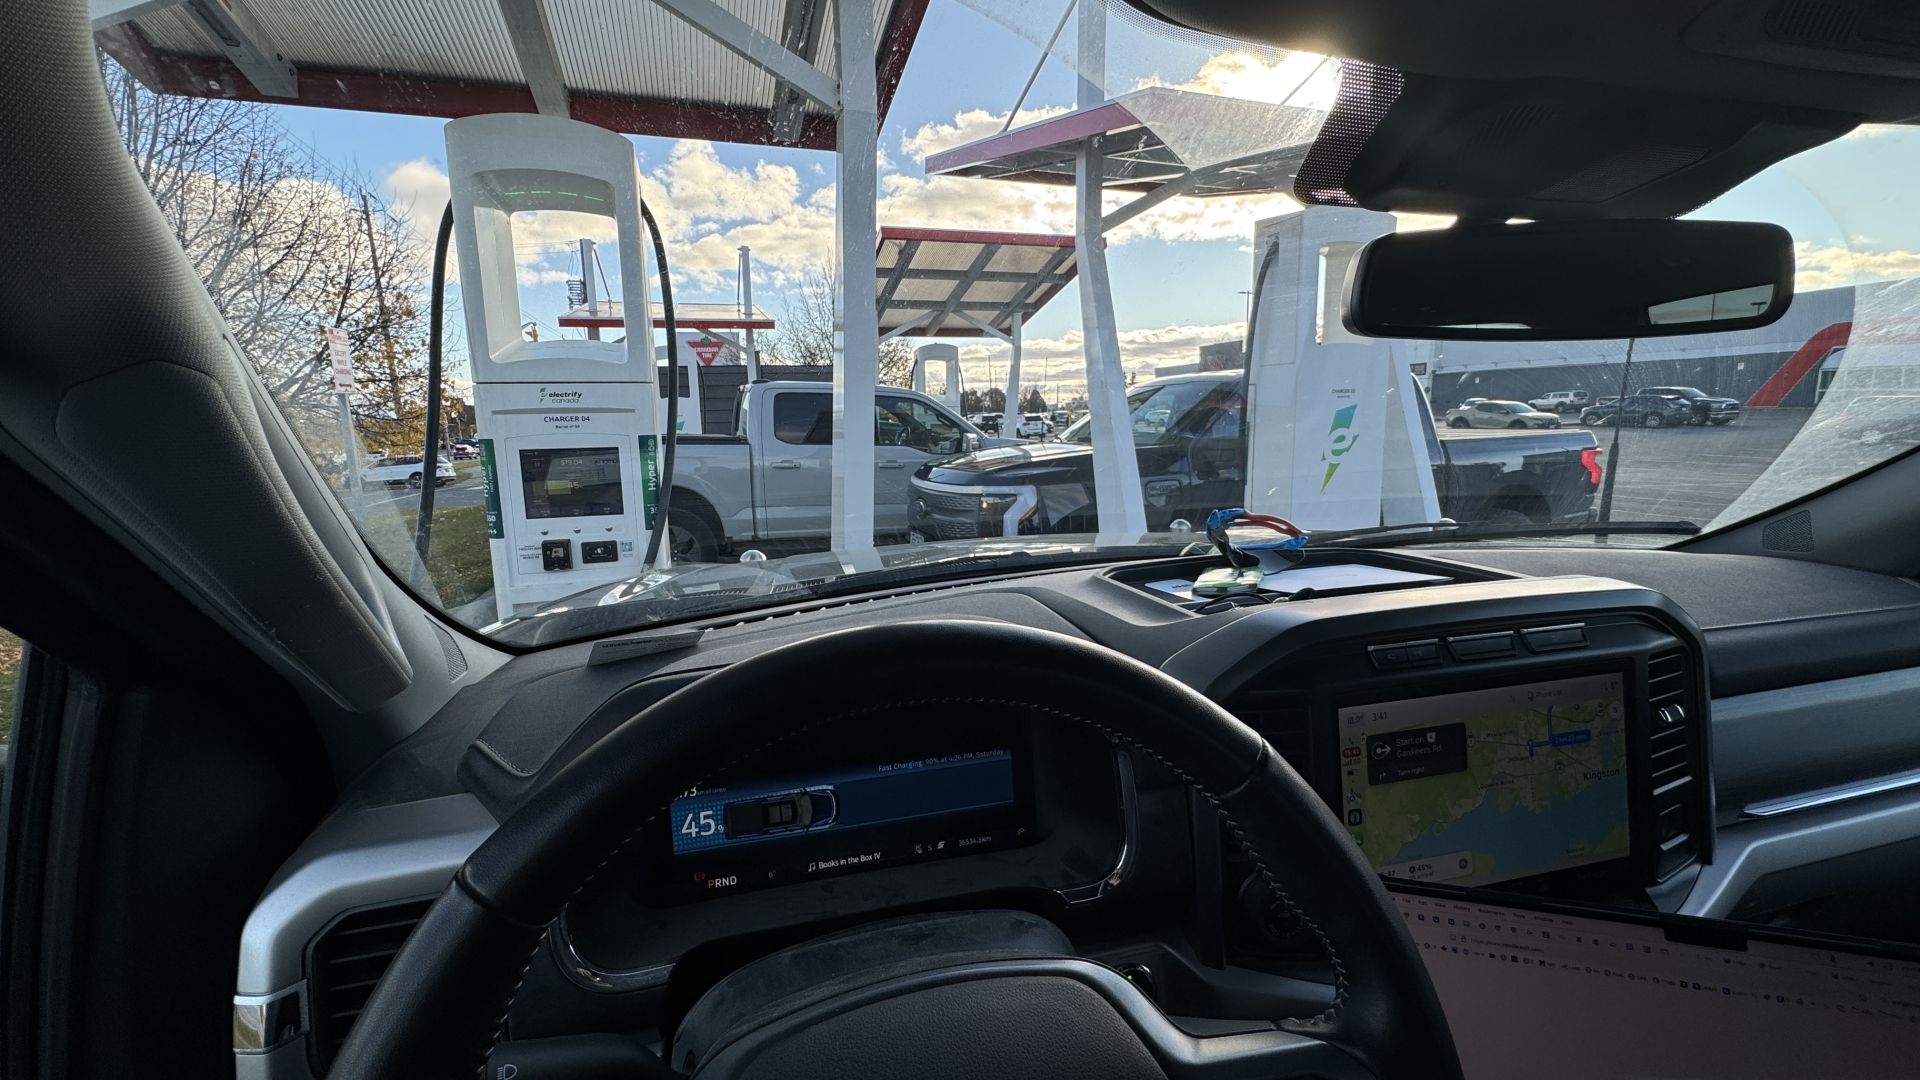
1198, 340, 1245, 371
1425, 280, 1920, 412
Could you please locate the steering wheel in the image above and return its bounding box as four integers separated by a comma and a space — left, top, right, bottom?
330, 621, 1461, 1080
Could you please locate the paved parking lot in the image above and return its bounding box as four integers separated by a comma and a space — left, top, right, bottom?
352, 475, 487, 514
1592, 408, 1810, 524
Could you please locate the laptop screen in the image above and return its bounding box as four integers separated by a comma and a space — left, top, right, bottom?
1394, 888, 1920, 1078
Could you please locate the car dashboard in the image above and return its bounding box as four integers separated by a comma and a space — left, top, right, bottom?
232, 544, 1920, 1078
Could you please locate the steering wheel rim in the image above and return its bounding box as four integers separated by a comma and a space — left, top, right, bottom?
330, 620, 1462, 1080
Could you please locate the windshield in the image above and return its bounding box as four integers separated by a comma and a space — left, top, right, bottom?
93, 0, 1920, 644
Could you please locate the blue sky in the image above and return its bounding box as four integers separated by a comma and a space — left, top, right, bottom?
252, 0, 1920, 398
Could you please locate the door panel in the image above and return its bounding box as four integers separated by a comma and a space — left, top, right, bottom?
758, 390, 833, 538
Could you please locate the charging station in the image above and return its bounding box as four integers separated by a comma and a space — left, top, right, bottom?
912, 343, 963, 410
445, 114, 662, 621
1242, 207, 1443, 530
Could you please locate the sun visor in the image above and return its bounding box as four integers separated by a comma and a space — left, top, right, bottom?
1297, 69, 1858, 220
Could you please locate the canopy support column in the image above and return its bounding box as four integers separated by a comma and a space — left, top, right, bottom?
1002, 310, 1025, 435
1074, 0, 1145, 542
830, 0, 880, 561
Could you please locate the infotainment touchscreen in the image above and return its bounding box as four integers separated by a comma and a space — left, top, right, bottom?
1336, 673, 1629, 887
661, 748, 1035, 903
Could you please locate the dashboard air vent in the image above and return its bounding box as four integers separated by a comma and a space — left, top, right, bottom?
1644, 649, 1705, 879
306, 898, 432, 1072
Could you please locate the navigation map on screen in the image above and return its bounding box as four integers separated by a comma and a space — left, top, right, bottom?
1338, 673, 1629, 886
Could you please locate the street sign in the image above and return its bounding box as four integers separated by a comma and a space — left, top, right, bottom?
688, 337, 727, 366
323, 326, 355, 391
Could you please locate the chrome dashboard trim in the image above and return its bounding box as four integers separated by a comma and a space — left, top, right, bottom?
233, 795, 494, 1078
232, 982, 306, 1053
1684, 788, 1920, 919
1742, 766, 1920, 819
554, 911, 676, 994
236, 794, 496, 995
1057, 747, 1139, 904
1713, 665, 1920, 826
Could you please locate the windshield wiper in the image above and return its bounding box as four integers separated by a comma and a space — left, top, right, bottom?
1315, 519, 1700, 547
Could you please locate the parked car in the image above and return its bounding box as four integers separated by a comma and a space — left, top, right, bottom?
1014, 413, 1051, 438
1049, 410, 1072, 429
662, 382, 1009, 560
1442, 400, 1563, 429
908, 371, 1603, 541
362, 454, 455, 488
1645, 385, 1741, 425
1580, 392, 1696, 428
1804, 394, 1920, 447
449, 441, 478, 460
1528, 390, 1590, 413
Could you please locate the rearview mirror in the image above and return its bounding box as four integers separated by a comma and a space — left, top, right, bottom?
1343, 220, 1793, 341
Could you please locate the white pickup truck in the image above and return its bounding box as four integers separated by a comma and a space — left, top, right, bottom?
664, 381, 1002, 560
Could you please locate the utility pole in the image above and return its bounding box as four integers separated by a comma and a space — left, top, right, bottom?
739, 245, 760, 380
1596, 336, 1638, 531
360, 193, 404, 440
579, 237, 600, 341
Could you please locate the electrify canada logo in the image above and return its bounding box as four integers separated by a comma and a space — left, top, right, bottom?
537, 386, 584, 406
1321, 403, 1359, 492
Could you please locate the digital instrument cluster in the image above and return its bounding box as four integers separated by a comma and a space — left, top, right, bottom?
660, 748, 1036, 903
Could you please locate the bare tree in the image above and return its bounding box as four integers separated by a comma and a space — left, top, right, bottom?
760, 260, 916, 387
102, 57, 433, 457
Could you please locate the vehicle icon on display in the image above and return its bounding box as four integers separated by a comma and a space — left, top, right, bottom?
722, 786, 839, 840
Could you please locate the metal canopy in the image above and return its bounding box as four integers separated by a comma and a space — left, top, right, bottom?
924, 86, 1317, 197
874, 226, 1077, 338
92, 0, 928, 148
557, 300, 774, 330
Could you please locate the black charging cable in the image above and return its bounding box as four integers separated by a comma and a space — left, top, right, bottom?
641, 200, 680, 567
414, 202, 455, 562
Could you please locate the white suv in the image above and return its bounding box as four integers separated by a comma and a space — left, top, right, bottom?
363, 453, 455, 489
1013, 414, 1051, 438
1528, 390, 1590, 413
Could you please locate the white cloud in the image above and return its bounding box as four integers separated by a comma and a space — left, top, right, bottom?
1795, 241, 1920, 290
653, 140, 803, 225
1134, 51, 1340, 110
385, 158, 452, 265
900, 104, 1072, 163
515, 267, 575, 287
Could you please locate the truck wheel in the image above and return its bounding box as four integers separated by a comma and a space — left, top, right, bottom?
1448, 417, 1470, 428
1643, 414, 1664, 429
1486, 509, 1533, 526
667, 507, 720, 563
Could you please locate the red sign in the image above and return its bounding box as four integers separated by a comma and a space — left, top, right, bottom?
688, 338, 727, 366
